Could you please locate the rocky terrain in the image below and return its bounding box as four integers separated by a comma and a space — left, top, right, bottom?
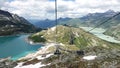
0, 57, 17, 68
0, 10, 38, 36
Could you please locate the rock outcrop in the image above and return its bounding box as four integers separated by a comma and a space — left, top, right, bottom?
0, 57, 17, 68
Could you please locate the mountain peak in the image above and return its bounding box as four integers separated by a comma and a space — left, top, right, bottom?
105, 9, 115, 13
0, 10, 12, 17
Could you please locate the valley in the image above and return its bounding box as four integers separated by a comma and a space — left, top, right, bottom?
0, 9, 120, 68
80, 27, 120, 43
104, 24, 120, 41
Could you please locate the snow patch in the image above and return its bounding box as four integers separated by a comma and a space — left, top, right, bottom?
29, 41, 33, 44
83, 55, 97, 60
37, 53, 53, 60
14, 62, 47, 68
51, 26, 56, 31
18, 43, 56, 60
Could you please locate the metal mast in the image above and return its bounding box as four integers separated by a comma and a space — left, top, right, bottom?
55, 0, 58, 42
54, 0, 61, 55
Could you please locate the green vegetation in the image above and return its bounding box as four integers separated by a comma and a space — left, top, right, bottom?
28, 34, 46, 43
74, 36, 88, 49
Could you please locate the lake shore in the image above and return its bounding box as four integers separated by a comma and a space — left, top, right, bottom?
18, 42, 56, 60
0, 33, 33, 37
25, 37, 46, 46
0, 35, 42, 60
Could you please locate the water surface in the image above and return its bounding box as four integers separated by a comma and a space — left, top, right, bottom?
80, 27, 120, 43
0, 35, 42, 60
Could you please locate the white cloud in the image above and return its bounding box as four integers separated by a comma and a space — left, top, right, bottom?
0, 0, 7, 8
1, 0, 120, 19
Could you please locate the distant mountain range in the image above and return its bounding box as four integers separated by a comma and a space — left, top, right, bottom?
30, 10, 120, 29
29, 17, 72, 29
0, 10, 38, 36
32, 19, 56, 29
29, 17, 82, 29
80, 10, 120, 28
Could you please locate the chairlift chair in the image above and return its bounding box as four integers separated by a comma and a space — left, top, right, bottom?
76, 50, 84, 55
54, 49, 61, 55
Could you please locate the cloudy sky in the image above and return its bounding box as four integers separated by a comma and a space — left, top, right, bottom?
1, 0, 120, 20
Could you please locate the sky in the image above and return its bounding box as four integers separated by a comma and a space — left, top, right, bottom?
0, 0, 120, 20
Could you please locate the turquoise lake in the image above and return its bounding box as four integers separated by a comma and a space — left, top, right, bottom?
0, 35, 42, 60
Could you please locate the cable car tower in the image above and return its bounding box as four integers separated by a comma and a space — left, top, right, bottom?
54, 0, 61, 55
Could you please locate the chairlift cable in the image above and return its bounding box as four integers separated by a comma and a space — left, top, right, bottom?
88, 12, 120, 32
67, 12, 120, 51
54, 1, 120, 56
83, 12, 120, 46
77, 12, 120, 48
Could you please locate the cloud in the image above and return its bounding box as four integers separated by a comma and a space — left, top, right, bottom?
63, 0, 75, 1
1, 0, 120, 20
0, 0, 7, 8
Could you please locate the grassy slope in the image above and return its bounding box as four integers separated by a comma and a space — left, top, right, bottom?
29, 25, 120, 49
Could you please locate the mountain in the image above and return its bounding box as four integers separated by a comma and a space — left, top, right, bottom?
104, 24, 120, 41
28, 25, 120, 47
80, 10, 120, 28
32, 10, 120, 29
32, 18, 72, 29
58, 18, 83, 27
0, 10, 37, 36
33, 19, 56, 29
28, 19, 41, 24
14, 25, 120, 68
31, 17, 85, 29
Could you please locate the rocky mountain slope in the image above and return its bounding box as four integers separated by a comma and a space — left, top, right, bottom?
104, 24, 120, 41
80, 10, 119, 28
0, 10, 37, 36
